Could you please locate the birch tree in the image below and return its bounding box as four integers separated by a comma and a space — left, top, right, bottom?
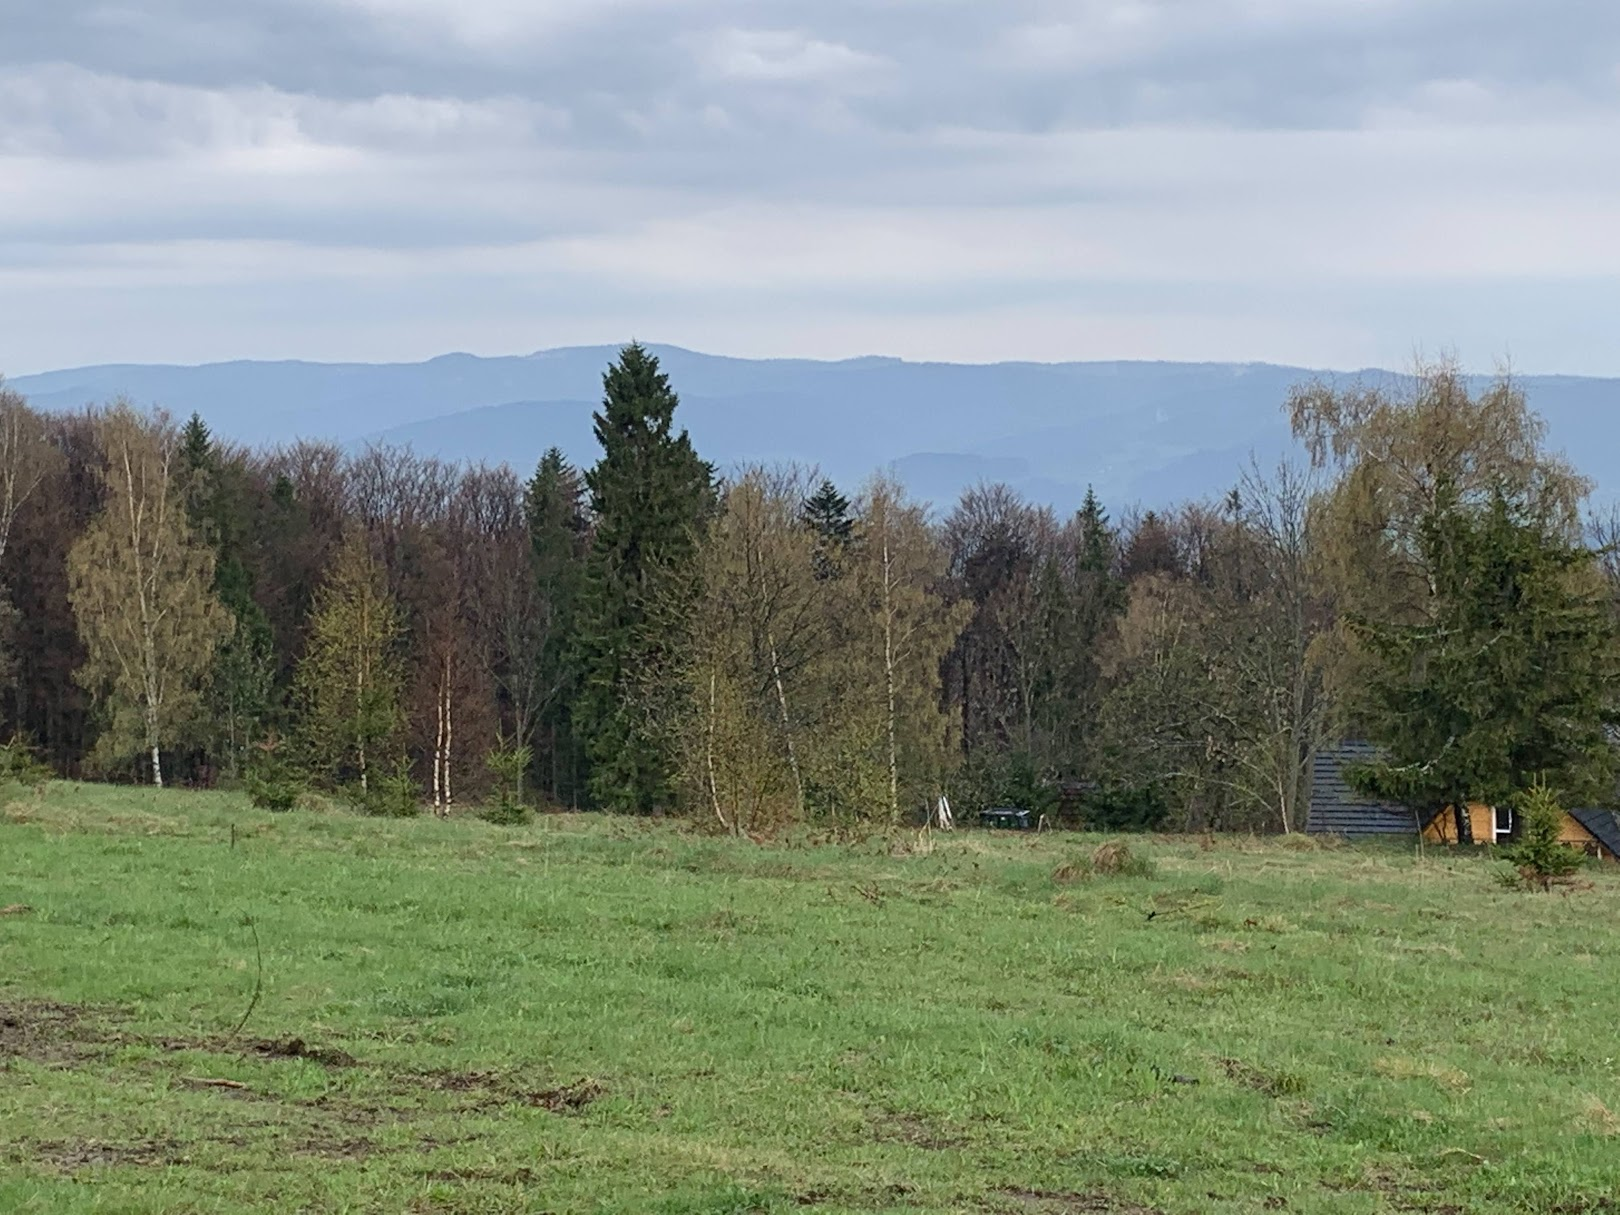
661, 467, 828, 833
294, 530, 403, 793
67, 405, 232, 786
847, 476, 971, 825
0, 382, 53, 565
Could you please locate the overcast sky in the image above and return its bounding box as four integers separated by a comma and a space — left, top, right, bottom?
2, 0, 1618, 375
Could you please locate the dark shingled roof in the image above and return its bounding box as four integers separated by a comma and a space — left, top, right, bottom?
1570, 808, 1620, 859
1307, 741, 1425, 838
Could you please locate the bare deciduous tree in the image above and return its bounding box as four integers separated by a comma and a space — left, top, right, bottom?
0, 381, 55, 564
68, 405, 232, 785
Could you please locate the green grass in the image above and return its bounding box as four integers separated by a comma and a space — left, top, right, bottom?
2, 783, 1619, 1213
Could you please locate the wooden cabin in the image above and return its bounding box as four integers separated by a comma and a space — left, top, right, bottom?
1307, 741, 1620, 860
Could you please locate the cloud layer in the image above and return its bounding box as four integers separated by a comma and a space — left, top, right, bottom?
3, 0, 1619, 374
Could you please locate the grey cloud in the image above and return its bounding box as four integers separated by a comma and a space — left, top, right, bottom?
11, 1, 1618, 124
2, 0, 1619, 376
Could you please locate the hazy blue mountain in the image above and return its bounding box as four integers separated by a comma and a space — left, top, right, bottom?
12, 347, 1619, 513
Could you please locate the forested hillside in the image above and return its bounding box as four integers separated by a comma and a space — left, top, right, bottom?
2, 345, 1615, 832
15, 349, 1619, 514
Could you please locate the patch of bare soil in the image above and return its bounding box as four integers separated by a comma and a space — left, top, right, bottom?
34, 1139, 186, 1169
246, 1036, 359, 1068
992, 1187, 1166, 1214
526, 1078, 604, 1113
422, 1166, 545, 1185
796, 1183, 914, 1209
409, 1070, 604, 1114
0, 1000, 115, 1066
873, 1111, 969, 1151
288, 1134, 378, 1160
1216, 1057, 1303, 1098
3, 992, 607, 1182
1322, 1170, 1464, 1212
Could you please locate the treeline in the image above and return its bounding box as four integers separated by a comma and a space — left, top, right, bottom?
1, 345, 1615, 833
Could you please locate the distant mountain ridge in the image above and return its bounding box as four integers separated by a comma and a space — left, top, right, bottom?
12, 346, 1620, 513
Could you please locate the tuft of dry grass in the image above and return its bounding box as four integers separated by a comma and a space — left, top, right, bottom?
1373, 1056, 1472, 1092
1281, 832, 1341, 852
1579, 1096, 1620, 1136
1053, 841, 1155, 883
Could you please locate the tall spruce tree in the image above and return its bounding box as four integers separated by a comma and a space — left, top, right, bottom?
1023, 487, 1124, 777
522, 447, 588, 802
575, 345, 713, 813
180, 414, 278, 777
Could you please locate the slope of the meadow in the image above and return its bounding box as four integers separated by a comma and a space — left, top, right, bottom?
1, 784, 1618, 1214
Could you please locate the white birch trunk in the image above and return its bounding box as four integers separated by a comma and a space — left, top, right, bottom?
432, 677, 444, 813
706, 669, 728, 833
439, 653, 454, 816
881, 525, 900, 825
766, 629, 804, 820
356, 592, 369, 793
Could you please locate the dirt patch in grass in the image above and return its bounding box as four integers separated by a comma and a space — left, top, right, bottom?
797, 1183, 915, 1208
288, 1134, 378, 1160
246, 1036, 359, 1068
991, 1187, 1166, 1213
1320, 1168, 1452, 1209
5, 993, 603, 1145
874, 1111, 969, 1151
527, 1078, 604, 1113
422, 1166, 546, 1185
0, 999, 115, 1066
34, 1138, 187, 1170
408, 1069, 604, 1114
1216, 1057, 1307, 1098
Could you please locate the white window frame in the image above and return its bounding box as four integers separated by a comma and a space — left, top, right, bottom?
1492, 805, 1514, 843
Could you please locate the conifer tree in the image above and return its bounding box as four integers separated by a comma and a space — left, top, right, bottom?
1348, 482, 1620, 838
1293, 363, 1604, 841
520, 447, 587, 801
180, 413, 277, 777
802, 478, 854, 579
293, 531, 403, 793
574, 345, 713, 812
1030, 486, 1124, 773
68, 405, 233, 786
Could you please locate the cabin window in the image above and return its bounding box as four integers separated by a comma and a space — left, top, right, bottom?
1492, 805, 1515, 843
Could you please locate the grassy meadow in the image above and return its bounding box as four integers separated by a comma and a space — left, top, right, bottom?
1, 783, 1619, 1214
